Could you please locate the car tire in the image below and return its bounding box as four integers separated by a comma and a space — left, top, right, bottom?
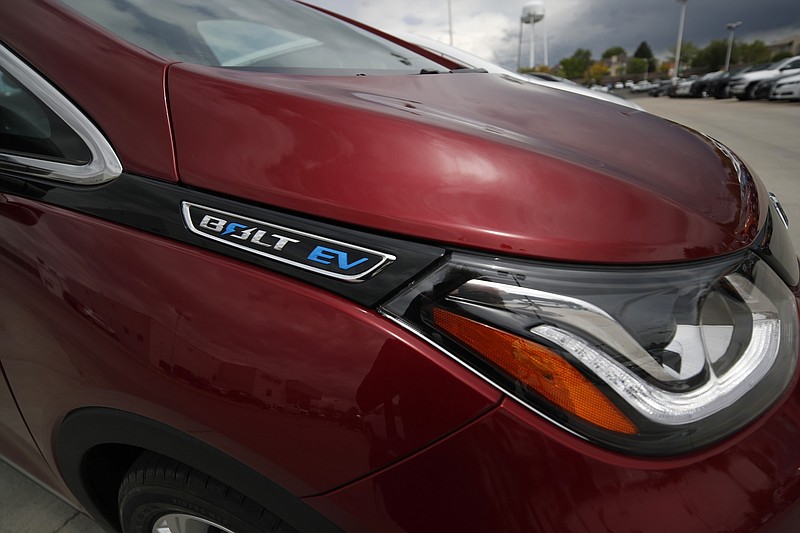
118, 451, 294, 533
737, 83, 759, 100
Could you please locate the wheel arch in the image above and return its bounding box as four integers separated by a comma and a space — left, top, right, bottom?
55, 407, 342, 533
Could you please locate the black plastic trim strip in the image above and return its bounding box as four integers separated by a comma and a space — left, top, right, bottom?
56, 408, 343, 533
0, 171, 445, 306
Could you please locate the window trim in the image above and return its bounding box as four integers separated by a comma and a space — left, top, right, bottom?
0, 43, 122, 184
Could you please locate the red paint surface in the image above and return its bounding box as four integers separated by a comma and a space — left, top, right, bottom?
308, 385, 800, 533
169, 64, 763, 264
1, 2, 798, 531
0, 196, 498, 495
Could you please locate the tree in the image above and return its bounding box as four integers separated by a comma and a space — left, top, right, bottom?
634, 41, 653, 59
668, 41, 699, 74
694, 39, 733, 70
584, 61, 610, 84
602, 46, 626, 60
560, 48, 593, 79
772, 51, 793, 61
738, 40, 771, 64
633, 41, 656, 72
627, 57, 648, 75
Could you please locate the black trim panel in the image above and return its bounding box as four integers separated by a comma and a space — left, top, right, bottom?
0, 171, 445, 306
56, 408, 343, 533
754, 203, 800, 287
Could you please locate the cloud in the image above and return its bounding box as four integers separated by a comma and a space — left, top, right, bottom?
305, 0, 800, 69
403, 14, 424, 26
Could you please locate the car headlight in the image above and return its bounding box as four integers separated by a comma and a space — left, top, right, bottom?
381, 214, 798, 456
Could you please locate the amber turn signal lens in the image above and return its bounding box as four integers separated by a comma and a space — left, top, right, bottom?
433, 308, 638, 435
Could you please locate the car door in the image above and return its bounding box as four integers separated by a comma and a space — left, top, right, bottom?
0, 48, 110, 495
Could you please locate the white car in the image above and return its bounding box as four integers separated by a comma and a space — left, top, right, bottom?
729, 56, 800, 100
631, 80, 654, 93
770, 73, 800, 100
671, 76, 697, 97
393, 32, 643, 111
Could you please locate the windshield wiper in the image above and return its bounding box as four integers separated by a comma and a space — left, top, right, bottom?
419, 68, 488, 74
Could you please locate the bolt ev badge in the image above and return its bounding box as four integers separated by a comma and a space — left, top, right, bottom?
182, 202, 396, 281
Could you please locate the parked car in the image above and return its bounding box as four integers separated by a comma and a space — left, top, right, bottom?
729, 55, 800, 100
630, 80, 655, 93
669, 75, 699, 97
704, 65, 764, 99
2, 1, 800, 533
649, 79, 674, 96
770, 72, 800, 100
689, 71, 724, 97
752, 76, 782, 100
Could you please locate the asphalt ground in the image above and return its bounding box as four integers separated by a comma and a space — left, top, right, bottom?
0, 460, 107, 533
1, 93, 799, 533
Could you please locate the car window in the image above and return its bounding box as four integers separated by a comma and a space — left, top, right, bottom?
196, 20, 320, 67
0, 44, 121, 184
783, 59, 800, 70
60, 0, 446, 75
0, 65, 91, 164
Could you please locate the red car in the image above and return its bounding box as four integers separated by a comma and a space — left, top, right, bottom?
1, 1, 799, 532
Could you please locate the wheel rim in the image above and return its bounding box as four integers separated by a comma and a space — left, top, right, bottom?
152, 513, 237, 533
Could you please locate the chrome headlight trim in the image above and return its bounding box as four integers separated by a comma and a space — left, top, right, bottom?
382, 248, 799, 456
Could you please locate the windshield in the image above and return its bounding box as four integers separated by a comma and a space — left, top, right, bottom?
60, 0, 445, 75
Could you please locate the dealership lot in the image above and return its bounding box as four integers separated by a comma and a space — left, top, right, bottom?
636, 95, 800, 249
1, 93, 799, 533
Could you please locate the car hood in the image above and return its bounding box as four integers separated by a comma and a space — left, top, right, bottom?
735, 69, 780, 83
523, 78, 643, 110
390, 30, 642, 111
167, 64, 765, 264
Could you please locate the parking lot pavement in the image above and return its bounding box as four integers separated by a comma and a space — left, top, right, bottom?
1, 94, 798, 533
636, 96, 800, 249
0, 460, 107, 533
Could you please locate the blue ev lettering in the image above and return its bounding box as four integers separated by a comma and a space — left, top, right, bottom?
307, 246, 369, 270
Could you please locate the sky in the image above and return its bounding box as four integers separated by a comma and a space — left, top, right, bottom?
304, 0, 800, 71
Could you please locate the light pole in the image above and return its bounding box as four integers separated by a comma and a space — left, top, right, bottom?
542, 14, 548, 66
673, 0, 688, 82
724, 21, 742, 72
